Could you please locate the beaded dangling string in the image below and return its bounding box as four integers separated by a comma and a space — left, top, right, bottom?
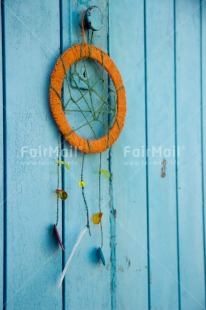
56, 135, 61, 226
53, 135, 66, 252
99, 153, 103, 249
79, 152, 91, 235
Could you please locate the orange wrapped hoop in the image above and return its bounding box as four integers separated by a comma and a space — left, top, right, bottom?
49, 43, 126, 154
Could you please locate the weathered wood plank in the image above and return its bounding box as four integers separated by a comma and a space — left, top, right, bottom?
62, 1, 111, 309
4, 1, 62, 308
110, 0, 148, 309
146, 0, 179, 309
1, 1, 206, 309
176, 0, 205, 308
0, 2, 4, 308
202, 0, 206, 308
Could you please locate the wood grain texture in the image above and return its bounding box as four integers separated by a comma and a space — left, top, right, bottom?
1, 0, 206, 309
146, 0, 179, 308
202, 1, 206, 309
62, 0, 112, 309
0, 2, 4, 308
4, 1, 62, 309
176, 0, 205, 309
110, 1, 149, 309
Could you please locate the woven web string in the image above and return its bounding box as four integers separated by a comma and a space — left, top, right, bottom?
60, 45, 117, 141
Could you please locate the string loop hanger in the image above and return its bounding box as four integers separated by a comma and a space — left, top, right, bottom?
81, 6, 103, 43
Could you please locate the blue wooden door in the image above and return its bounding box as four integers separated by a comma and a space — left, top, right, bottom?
1, 0, 206, 309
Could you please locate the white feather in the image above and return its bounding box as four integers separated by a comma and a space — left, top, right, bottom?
58, 226, 88, 288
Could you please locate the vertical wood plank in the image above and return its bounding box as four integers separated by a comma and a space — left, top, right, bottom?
110, 0, 149, 309
0, 1, 205, 309
176, 0, 205, 308
4, 1, 62, 308
146, 1, 179, 309
62, 1, 112, 309
0, 2, 4, 308
201, 0, 206, 308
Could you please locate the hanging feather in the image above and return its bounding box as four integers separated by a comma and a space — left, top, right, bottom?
53, 224, 65, 252
58, 226, 88, 288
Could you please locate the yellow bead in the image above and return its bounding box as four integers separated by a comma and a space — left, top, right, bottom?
92, 212, 103, 224
78, 180, 86, 188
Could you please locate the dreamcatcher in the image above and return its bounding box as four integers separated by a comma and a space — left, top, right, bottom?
49, 9, 126, 287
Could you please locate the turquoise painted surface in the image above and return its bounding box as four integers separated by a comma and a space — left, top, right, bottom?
1, 0, 206, 309
145, 1, 178, 308
110, 1, 148, 309
175, 1, 205, 308
203, 0, 206, 304
63, 1, 111, 309
0, 2, 3, 307
2, 1, 62, 309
